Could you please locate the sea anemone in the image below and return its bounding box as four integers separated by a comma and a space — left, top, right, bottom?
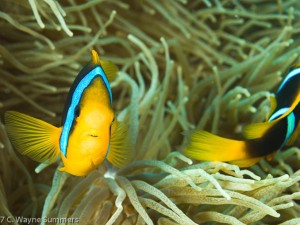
1, 1, 300, 224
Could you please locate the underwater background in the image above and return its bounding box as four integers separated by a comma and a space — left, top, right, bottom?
1, 0, 300, 224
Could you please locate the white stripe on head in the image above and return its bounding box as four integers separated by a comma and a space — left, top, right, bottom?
269, 107, 289, 121
278, 67, 300, 92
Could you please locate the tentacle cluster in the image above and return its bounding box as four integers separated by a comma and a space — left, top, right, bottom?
1, 1, 300, 224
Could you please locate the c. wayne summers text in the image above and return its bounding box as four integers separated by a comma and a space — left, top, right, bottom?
1, 216, 80, 224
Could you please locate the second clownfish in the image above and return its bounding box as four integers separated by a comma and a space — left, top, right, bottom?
184, 64, 300, 167
5, 50, 132, 176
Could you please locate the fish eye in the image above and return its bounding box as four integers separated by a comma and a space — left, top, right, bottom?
74, 106, 80, 118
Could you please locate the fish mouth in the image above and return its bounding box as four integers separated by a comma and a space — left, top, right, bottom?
82, 129, 101, 138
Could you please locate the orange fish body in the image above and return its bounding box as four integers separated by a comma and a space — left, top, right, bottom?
59, 77, 114, 175
5, 50, 131, 176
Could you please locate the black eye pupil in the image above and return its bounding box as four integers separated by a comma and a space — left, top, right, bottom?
75, 106, 80, 117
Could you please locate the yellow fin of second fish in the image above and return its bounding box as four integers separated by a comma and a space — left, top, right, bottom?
229, 156, 262, 167
242, 120, 277, 140
4, 111, 61, 163
91, 49, 118, 82
267, 95, 277, 120
107, 120, 133, 168
184, 130, 248, 162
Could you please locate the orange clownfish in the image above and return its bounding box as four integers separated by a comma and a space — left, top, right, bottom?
5, 50, 132, 176
184, 64, 300, 167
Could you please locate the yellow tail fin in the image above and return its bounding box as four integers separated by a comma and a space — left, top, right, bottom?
184, 130, 249, 162
4, 111, 61, 163
107, 120, 133, 168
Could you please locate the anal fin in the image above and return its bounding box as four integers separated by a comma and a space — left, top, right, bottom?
229, 157, 262, 167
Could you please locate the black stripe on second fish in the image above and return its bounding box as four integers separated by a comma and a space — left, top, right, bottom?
246, 103, 300, 157
275, 69, 300, 110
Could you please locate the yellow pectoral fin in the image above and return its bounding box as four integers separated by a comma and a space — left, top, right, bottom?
4, 111, 61, 163
183, 130, 248, 162
107, 120, 133, 168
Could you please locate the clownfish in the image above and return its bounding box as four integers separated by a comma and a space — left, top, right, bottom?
5, 50, 132, 176
184, 64, 300, 167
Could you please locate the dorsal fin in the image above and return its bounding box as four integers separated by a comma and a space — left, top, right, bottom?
91, 49, 101, 65
267, 95, 277, 120
243, 120, 278, 140
91, 49, 118, 82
